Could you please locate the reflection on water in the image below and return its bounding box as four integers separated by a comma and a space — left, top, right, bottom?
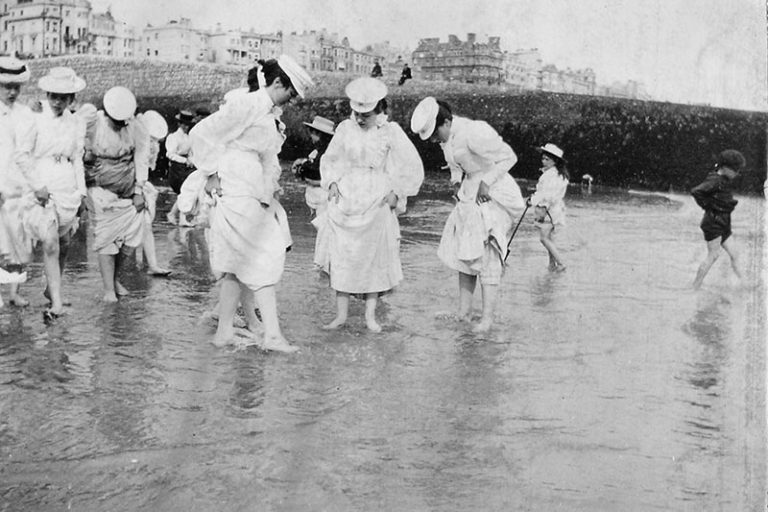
0, 175, 764, 511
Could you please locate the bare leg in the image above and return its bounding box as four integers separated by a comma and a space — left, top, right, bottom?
166, 200, 180, 225
212, 274, 238, 346
323, 291, 349, 329
458, 272, 477, 321
255, 285, 297, 352
693, 238, 722, 289
473, 283, 498, 333
539, 224, 565, 270
97, 253, 118, 302
41, 227, 64, 315
364, 293, 381, 332
238, 285, 262, 334
113, 248, 131, 296
142, 218, 170, 275
720, 237, 742, 283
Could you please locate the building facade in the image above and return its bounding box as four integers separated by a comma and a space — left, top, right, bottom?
1, 0, 92, 57
540, 64, 597, 95
208, 27, 281, 65
412, 33, 506, 84
504, 48, 542, 90
141, 18, 208, 62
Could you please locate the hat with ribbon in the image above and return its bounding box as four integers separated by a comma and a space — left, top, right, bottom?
102, 86, 136, 121
38, 66, 86, 94
537, 143, 566, 162
345, 77, 387, 113
410, 96, 439, 140
139, 110, 168, 139
0, 56, 30, 84
175, 110, 195, 124
277, 54, 313, 99
303, 115, 335, 135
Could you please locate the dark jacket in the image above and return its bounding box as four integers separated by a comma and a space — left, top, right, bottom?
691, 171, 738, 214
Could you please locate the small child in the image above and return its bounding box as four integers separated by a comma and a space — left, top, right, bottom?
691, 149, 746, 289
528, 143, 570, 271
291, 116, 335, 217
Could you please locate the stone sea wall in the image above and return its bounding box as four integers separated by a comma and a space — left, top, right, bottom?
25, 56, 768, 193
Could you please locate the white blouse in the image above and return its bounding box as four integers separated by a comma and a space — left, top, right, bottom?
529, 167, 568, 209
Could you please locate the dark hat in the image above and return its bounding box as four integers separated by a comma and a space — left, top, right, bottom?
175, 110, 195, 124
716, 149, 746, 171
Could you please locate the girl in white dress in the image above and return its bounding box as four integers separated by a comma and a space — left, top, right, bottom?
411, 97, 525, 332
315, 77, 424, 332
528, 143, 569, 271
190, 56, 312, 351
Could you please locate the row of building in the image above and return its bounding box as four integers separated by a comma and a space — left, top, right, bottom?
0, 1, 648, 100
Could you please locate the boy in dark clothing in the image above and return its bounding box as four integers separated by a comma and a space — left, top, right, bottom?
691, 149, 746, 289
291, 116, 335, 216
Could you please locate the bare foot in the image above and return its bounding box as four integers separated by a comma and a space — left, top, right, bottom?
102, 292, 118, 303
147, 267, 172, 276
262, 335, 299, 353
211, 326, 235, 347
365, 317, 382, 333
472, 319, 493, 333
554, 264, 567, 273
322, 317, 347, 330
9, 295, 29, 307
115, 282, 129, 296
166, 212, 178, 225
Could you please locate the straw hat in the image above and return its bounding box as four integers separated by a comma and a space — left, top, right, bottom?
174, 110, 195, 125
0, 56, 30, 84
38, 67, 86, 94
139, 110, 168, 139
303, 115, 335, 135
345, 77, 387, 113
102, 86, 136, 121
277, 54, 313, 99
537, 143, 565, 161
410, 96, 439, 140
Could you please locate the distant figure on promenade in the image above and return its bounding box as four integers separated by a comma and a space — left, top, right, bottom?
165, 110, 196, 226
291, 115, 335, 217
370, 60, 383, 78
315, 77, 424, 332
528, 143, 569, 272
190, 55, 312, 351
410, 97, 524, 333
82, 86, 153, 302
581, 173, 593, 193
691, 149, 746, 289
398, 63, 412, 86
0, 56, 35, 308
19, 67, 88, 320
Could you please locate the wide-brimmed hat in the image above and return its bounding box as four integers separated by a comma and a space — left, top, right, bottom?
716, 149, 746, 171
345, 77, 387, 113
175, 110, 195, 124
139, 110, 168, 139
277, 54, 313, 99
38, 66, 86, 94
303, 115, 335, 135
0, 56, 30, 84
410, 96, 439, 140
537, 143, 565, 161
102, 86, 136, 121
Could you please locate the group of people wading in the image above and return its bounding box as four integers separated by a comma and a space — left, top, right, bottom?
4, 54, 739, 353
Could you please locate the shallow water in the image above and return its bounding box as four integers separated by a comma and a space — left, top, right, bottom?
0, 173, 765, 511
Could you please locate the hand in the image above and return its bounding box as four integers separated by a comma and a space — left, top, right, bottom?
205, 173, 222, 197
476, 181, 491, 204
382, 191, 398, 209
291, 158, 307, 174
526, 196, 533, 207
328, 182, 340, 203
30, 100, 43, 113
34, 187, 50, 206
451, 182, 461, 202
132, 193, 145, 212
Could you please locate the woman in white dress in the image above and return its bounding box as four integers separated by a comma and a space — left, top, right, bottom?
190, 56, 312, 351
411, 97, 525, 333
18, 67, 87, 318
315, 77, 424, 332
528, 143, 569, 271
82, 86, 153, 303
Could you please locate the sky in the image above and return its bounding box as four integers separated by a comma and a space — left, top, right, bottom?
94, 0, 768, 111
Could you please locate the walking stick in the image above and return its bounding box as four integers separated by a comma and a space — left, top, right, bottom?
504, 204, 529, 264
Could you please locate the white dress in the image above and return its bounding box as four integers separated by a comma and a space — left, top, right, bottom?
190, 88, 291, 291
437, 116, 525, 275
529, 167, 568, 226
18, 109, 86, 240
314, 114, 424, 294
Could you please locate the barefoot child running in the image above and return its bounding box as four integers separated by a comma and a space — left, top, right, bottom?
691, 149, 746, 289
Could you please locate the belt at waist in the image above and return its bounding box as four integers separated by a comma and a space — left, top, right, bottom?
38, 155, 73, 164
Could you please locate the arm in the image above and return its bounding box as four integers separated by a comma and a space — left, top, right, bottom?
319, 121, 349, 190
189, 97, 252, 177
691, 174, 717, 210
13, 110, 41, 192
131, 118, 150, 187
165, 133, 189, 164
383, 122, 424, 209
73, 116, 86, 197
466, 121, 517, 187
528, 171, 567, 209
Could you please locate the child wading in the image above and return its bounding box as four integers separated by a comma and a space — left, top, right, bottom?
528, 143, 569, 271
691, 149, 746, 289
291, 115, 335, 218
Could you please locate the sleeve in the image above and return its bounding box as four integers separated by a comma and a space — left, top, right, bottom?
189, 97, 252, 177
529, 172, 567, 208
467, 121, 517, 185
165, 133, 187, 164
13, 110, 39, 191
383, 122, 424, 203
691, 174, 716, 210
73, 116, 86, 197
319, 121, 350, 190
130, 118, 150, 187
